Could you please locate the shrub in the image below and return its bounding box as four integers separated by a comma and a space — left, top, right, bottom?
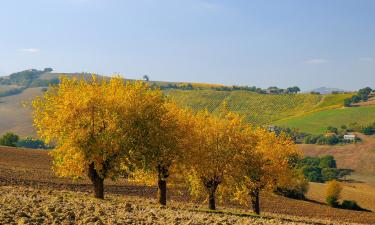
344, 98, 352, 107
361, 125, 374, 135
326, 180, 342, 207
0, 132, 19, 147
303, 166, 323, 182
16, 137, 50, 149
276, 178, 309, 200
316, 135, 327, 145
322, 168, 339, 182
325, 135, 339, 145
341, 200, 363, 211
319, 155, 336, 168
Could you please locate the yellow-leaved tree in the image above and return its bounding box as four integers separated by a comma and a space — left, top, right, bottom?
231, 128, 302, 214
127, 98, 194, 205
32, 76, 156, 199
185, 110, 245, 210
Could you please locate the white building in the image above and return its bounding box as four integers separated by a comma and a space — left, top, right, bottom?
344, 134, 356, 141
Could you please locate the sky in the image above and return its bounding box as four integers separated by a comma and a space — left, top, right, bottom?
0, 0, 374, 91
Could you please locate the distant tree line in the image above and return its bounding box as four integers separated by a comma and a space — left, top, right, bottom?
157, 83, 301, 95
0, 132, 51, 149
0, 68, 59, 98
344, 87, 373, 107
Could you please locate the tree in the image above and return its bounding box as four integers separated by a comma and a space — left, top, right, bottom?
185, 110, 244, 210
44, 67, 53, 72
358, 87, 372, 101
344, 98, 352, 107
231, 129, 301, 214
319, 155, 337, 169
0, 132, 19, 147
286, 86, 301, 94
302, 166, 323, 182
326, 180, 342, 207
322, 168, 339, 182
129, 100, 193, 205
16, 137, 49, 149
142, 74, 149, 81
33, 76, 147, 199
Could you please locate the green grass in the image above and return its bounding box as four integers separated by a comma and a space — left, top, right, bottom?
275, 106, 375, 134
166, 90, 333, 125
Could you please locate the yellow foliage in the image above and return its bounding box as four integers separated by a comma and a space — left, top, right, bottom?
326, 180, 342, 207
185, 110, 247, 202
231, 128, 302, 208
32, 75, 159, 180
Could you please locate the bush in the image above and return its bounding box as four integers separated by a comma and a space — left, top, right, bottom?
341, 200, 363, 211
322, 168, 339, 182
0, 132, 19, 147
276, 178, 309, 200
303, 166, 323, 182
361, 125, 374, 135
326, 180, 342, 208
16, 137, 50, 149
319, 155, 336, 168
344, 98, 352, 107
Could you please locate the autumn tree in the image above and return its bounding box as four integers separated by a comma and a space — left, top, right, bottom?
326, 180, 342, 207
128, 97, 194, 205
185, 110, 245, 210
33, 76, 151, 199
231, 128, 301, 214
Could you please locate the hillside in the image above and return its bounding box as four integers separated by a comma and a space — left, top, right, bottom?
0, 87, 44, 136
300, 133, 375, 178
1, 146, 375, 224
1, 70, 372, 138
0, 85, 353, 136
276, 106, 375, 134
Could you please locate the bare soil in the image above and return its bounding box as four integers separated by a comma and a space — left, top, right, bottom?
1, 146, 375, 224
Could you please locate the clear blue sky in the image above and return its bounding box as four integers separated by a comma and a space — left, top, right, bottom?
0, 0, 374, 91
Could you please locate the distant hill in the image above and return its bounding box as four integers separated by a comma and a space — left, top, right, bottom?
309, 87, 349, 94
1, 68, 371, 138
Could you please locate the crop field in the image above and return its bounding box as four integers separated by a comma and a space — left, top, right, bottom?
276, 106, 375, 134
1, 146, 375, 224
166, 90, 351, 125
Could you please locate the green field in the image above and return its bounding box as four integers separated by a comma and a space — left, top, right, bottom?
166, 90, 352, 125
276, 106, 375, 134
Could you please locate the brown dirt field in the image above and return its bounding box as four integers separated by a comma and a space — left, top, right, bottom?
0, 87, 43, 137
1, 146, 375, 224
300, 133, 375, 176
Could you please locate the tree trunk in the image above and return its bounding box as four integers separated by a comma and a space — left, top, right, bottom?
250, 189, 260, 215
157, 178, 167, 205
209, 190, 216, 210
88, 163, 104, 199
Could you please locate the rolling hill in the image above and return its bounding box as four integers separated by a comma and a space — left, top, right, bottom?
276, 106, 375, 134
2, 69, 375, 138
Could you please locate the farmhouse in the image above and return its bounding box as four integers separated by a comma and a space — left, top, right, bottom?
268, 125, 276, 132
344, 134, 356, 141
